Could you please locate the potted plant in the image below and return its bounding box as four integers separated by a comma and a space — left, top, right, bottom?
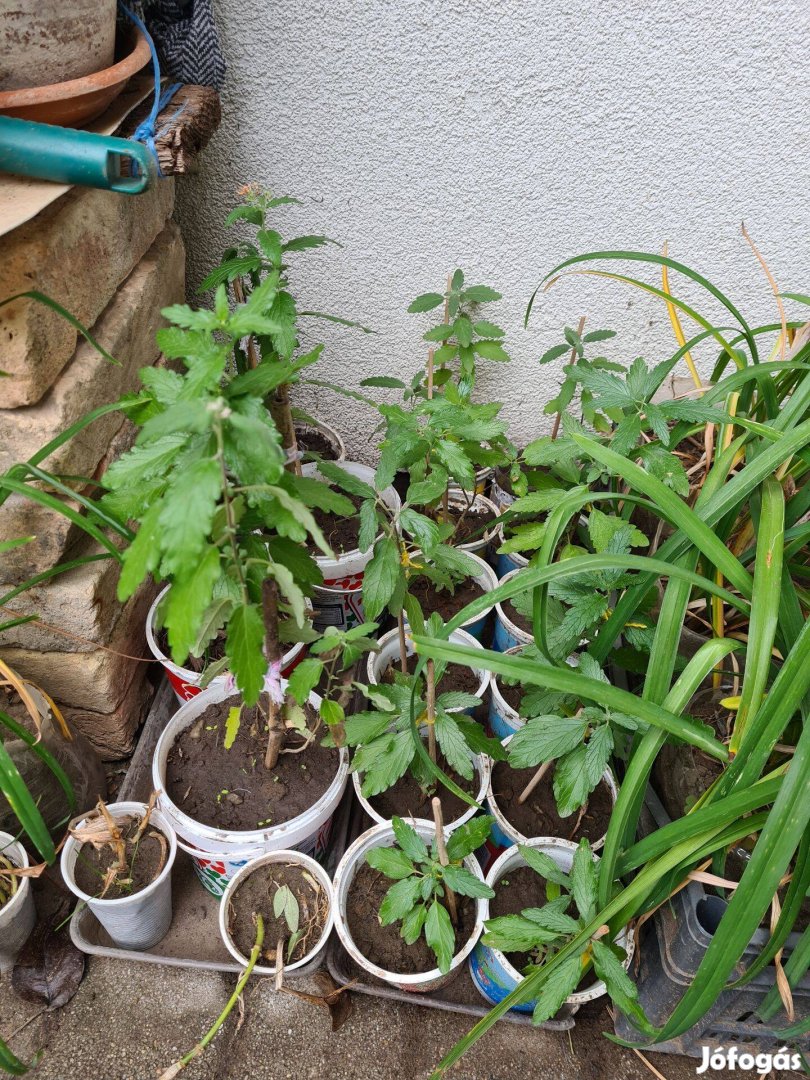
219, 848, 334, 977
333, 811, 493, 991
0, 831, 36, 976
61, 796, 177, 950
470, 839, 636, 1020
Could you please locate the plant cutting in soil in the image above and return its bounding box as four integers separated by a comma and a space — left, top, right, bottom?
346, 613, 503, 815
227, 861, 330, 973
482, 841, 644, 1026
70, 795, 166, 901
348, 812, 493, 975
491, 760, 615, 843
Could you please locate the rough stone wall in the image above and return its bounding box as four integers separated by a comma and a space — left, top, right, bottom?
0, 182, 184, 758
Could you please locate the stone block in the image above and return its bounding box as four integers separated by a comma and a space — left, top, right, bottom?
0, 223, 185, 475
0, 179, 175, 407
62, 673, 156, 760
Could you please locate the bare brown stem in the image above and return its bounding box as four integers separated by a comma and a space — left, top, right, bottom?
262, 579, 284, 770
431, 797, 458, 925
517, 759, 553, 806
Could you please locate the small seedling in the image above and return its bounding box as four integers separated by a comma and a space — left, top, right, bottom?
482, 840, 648, 1028
365, 815, 494, 973
69, 792, 166, 899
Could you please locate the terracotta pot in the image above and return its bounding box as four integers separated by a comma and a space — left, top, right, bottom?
0, 0, 118, 91
0, 26, 150, 126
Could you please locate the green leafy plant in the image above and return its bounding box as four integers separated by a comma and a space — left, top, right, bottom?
366, 815, 494, 973
483, 841, 643, 1025
412, 247, 810, 1073
346, 615, 504, 799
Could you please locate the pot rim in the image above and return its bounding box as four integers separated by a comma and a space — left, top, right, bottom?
366, 625, 489, 698
219, 849, 335, 973
0, 831, 30, 919
493, 568, 533, 644
480, 838, 634, 1004
332, 819, 486, 986
152, 685, 350, 847
61, 801, 177, 907
486, 734, 617, 853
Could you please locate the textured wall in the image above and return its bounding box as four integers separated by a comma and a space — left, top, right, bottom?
177, 0, 810, 462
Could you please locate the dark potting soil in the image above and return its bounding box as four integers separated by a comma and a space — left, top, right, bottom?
228, 861, 330, 966
367, 752, 478, 825
380, 653, 481, 697
432, 504, 497, 546
165, 699, 340, 832
491, 760, 613, 843
295, 426, 339, 460
158, 627, 226, 673
653, 688, 731, 817
347, 861, 477, 974
489, 864, 596, 987
73, 814, 166, 900
310, 493, 364, 555
502, 598, 531, 635
497, 678, 524, 714
407, 576, 486, 622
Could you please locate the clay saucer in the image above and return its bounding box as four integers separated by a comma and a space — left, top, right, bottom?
0, 28, 151, 128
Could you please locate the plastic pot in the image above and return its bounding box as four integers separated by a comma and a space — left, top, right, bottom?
486, 735, 618, 853
493, 568, 533, 651
495, 548, 529, 579
152, 683, 349, 892
366, 626, 490, 703
333, 819, 487, 992
146, 585, 308, 705
469, 838, 634, 1013
61, 801, 177, 951
219, 849, 335, 976
488, 646, 525, 739
294, 416, 346, 463
0, 832, 36, 974
418, 489, 503, 565
406, 549, 498, 643
303, 461, 401, 632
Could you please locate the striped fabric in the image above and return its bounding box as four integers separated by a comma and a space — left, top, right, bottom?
133, 1, 226, 89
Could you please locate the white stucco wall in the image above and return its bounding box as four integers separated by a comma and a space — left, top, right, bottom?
177, 0, 810, 463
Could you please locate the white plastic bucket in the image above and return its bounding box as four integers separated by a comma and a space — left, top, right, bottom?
493, 568, 533, 651
488, 646, 525, 739
407, 549, 498, 642
486, 735, 618, 853
304, 461, 401, 632
333, 819, 487, 992
294, 416, 346, 462
495, 548, 529, 579
152, 683, 349, 891
146, 586, 308, 705
469, 839, 633, 1014
61, 801, 177, 951
366, 626, 489, 703
219, 849, 335, 976
0, 831, 35, 974
418, 490, 502, 565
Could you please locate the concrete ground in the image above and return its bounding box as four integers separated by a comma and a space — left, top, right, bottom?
2, 954, 711, 1080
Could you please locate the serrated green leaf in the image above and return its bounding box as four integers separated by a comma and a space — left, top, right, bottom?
287, 657, 322, 705
408, 292, 445, 313
482, 915, 561, 952
462, 285, 501, 303
224, 706, 241, 750
366, 845, 416, 880
532, 954, 584, 1023
518, 845, 571, 888
380, 875, 422, 924
446, 815, 494, 861
316, 460, 376, 500
401, 902, 428, 945
158, 459, 222, 576
434, 712, 474, 781
362, 537, 402, 620
425, 899, 455, 973
226, 603, 266, 705
508, 716, 589, 767
442, 864, 493, 899
474, 340, 510, 362
570, 839, 598, 921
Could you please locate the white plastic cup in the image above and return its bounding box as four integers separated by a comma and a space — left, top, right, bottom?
469, 838, 633, 1013
333, 819, 487, 992
486, 734, 618, 853
0, 831, 36, 974
366, 626, 489, 702
294, 416, 346, 462
493, 568, 534, 651
152, 684, 349, 892
303, 461, 401, 632
488, 646, 526, 739
417, 489, 503, 566
405, 549, 498, 643
146, 586, 308, 705
495, 548, 529, 579
61, 801, 177, 951
219, 849, 335, 976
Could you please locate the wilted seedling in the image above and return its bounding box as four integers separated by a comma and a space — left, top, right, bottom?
69, 792, 166, 899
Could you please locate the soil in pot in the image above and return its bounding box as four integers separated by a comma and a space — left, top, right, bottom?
295, 427, 339, 460
497, 679, 524, 713
432, 503, 497, 546
491, 760, 613, 843
228, 860, 329, 965
407, 576, 486, 622
653, 689, 730, 818
501, 598, 531, 635
165, 699, 340, 832
381, 653, 481, 697
309, 494, 364, 555
367, 752, 477, 824
347, 861, 477, 974
72, 814, 166, 900
489, 864, 597, 986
